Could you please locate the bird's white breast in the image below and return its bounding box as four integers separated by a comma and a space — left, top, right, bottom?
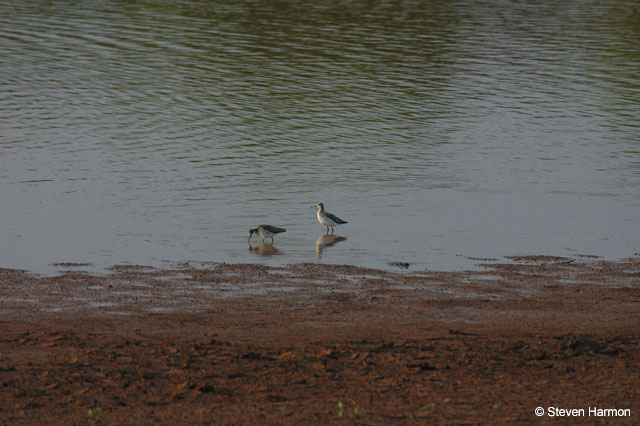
317, 210, 335, 226
258, 227, 274, 237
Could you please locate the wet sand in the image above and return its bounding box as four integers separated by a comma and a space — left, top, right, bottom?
1, 256, 639, 424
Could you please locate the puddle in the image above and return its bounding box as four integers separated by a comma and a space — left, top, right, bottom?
153, 274, 192, 281
0, 297, 37, 303
148, 307, 176, 313
42, 306, 67, 312
471, 274, 501, 281
88, 301, 117, 308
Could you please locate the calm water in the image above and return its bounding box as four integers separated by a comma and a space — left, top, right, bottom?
2, 0, 639, 274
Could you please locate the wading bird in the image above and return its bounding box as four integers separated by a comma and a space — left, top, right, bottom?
248, 225, 286, 243
314, 202, 347, 234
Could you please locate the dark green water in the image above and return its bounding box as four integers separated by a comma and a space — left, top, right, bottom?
2, 0, 639, 273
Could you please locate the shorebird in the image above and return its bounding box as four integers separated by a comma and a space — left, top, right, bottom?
248, 225, 286, 243
314, 202, 348, 234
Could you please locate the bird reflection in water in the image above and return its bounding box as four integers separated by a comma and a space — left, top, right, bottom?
315, 234, 346, 258
248, 242, 283, 257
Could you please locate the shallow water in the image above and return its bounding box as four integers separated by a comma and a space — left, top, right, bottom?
2, 0, 639, 274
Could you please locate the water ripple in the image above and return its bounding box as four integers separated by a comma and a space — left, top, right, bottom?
1, 0, 639, 273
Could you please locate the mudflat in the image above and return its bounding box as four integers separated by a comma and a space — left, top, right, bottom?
1, 256, 638, 424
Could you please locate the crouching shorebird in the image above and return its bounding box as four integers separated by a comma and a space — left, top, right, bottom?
314, 202, 348, 234
248, 225, 286, 243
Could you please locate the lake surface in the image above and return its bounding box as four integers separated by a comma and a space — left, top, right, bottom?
2, 0, 639, 274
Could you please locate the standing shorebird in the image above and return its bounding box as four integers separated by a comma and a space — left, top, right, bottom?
314, 202, 348, 234
248, 225, 286, 243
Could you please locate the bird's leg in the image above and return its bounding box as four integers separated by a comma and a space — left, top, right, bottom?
326, 226, 329, 233
331, 226, 335, 234
271, 237, 274, 243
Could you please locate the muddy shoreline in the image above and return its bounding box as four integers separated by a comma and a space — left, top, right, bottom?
1, 256, 638, 424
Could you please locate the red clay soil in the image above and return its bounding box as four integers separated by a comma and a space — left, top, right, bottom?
0, 256, 639, 425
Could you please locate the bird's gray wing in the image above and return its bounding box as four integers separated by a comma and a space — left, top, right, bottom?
325, 213, 347, 224
262, 225, 286, 233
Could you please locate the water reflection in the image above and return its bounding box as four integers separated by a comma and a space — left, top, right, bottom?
315, 234, 347, 258
249, 243, 283, 257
